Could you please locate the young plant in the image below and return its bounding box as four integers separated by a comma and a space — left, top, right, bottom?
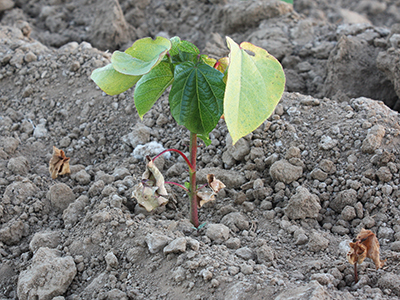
91, 36, 285, 227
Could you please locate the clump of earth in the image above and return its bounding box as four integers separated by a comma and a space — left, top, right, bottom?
1, 0, 400, 299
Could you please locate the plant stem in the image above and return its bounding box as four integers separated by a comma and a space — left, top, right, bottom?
189, 132, 199, 228
165, 181, 188, 192
354, 262, 358, 283
153, 149, 193, 171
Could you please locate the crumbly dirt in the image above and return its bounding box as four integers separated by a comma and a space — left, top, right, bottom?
1, 1, 400, 300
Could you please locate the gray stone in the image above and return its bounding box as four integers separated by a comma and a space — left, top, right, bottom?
226, 134, 250, 161
0, 136, 19, 154
308, 231, 329, 252
107, 289, 127, 300
112, 167, 130, 180
206, 224, 230, 243
275, 281, 330, 300
197, 167, 246, 188
105, 252, 118, 268
376, 166, 392, 182
0, 218, 25, 245
172, 266, 186, 282
284, 187, 321, 220
62, 195, 89, 228
145, 232, 172, 254
310, 273, 335, 286
121, 123, 151, 148
391, 241, 400, 252
88, 180, 105, 197
329, 189, 357, 213
319, 135, 338, 150
71, 169, 91, 185
378, 226, 394, 241
163, 237, 187, 254
225, 237, 241, 249
221, 212, 250, 232
270, 159, 303, 184
0, 0, 14, 12
377, 273, 400, 296
47, 183, 75, 212
341, 206, 356, 221
29, 231, 61, 252
285, 146, 301, 159
7, 156, 29, 175
319, 159, 336, 174
33, 120, 48, 138
186, 237, 200, 251
235, 247, 255, 260
17, 247, 76, 300
361, 124, 385, 153
256, 244, 275, 263
310, 168, 328, 181
240, 264, 253, 275
3, 180, 38, 206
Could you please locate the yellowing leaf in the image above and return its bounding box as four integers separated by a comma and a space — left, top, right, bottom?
224, 37, 285, 144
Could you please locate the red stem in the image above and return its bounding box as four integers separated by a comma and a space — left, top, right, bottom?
189, 132, 199, 228
165, 181, 188, 192
153, 149, 194, 172
354, 262, 358, 283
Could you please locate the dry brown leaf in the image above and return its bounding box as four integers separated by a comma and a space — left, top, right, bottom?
49, 146, 71, 179
196, 174, 226, 208
347, 228, 386, 270
196, 190, 216, 208
132, 156, 168, 211
207, 174, 226, 193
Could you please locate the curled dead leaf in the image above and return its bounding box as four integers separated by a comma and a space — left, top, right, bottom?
132, 156, 168, 211
207, 174, 226, 193
196, 174, 226, 208
347, 228, 386, 269
196, 190, 216, 208
49, 146, 71, 179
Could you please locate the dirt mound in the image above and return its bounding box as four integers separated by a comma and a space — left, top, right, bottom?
1, 1, 400, 299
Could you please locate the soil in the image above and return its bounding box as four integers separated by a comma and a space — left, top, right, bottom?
1, 0, 400, 299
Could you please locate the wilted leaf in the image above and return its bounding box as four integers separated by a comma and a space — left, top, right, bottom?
196, 190, 216, 208
207, 174, 226, 193
132, 182, 168, 212
196, 174, 226, 208
347, 229, 386, 269
49, 146, 71, 179
132, 156, 168, 211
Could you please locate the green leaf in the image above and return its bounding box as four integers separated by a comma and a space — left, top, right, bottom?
281, 0, 293, 4
184, 182, 190, 190
170, 37, 199, 56
198, 133, 212, 146
111, 36, 171, 76
224, 37, 285, 144
90, 63, 141, 96
169, 62, 225, 135
134, 61, 174, 118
